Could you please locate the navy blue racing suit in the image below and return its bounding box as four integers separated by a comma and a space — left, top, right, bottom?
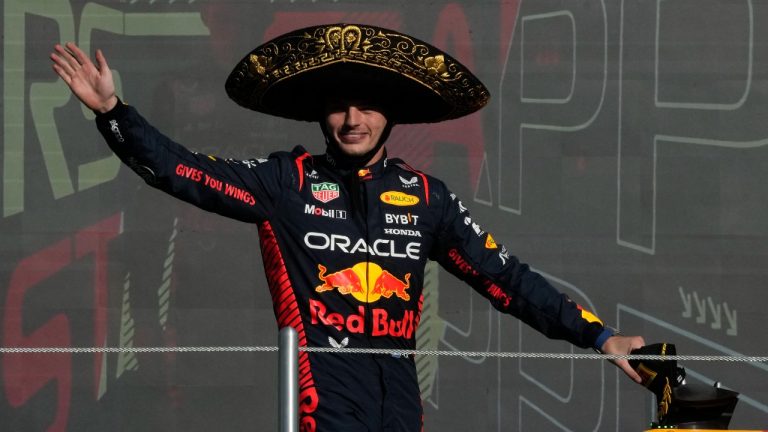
96, 101, 614, 431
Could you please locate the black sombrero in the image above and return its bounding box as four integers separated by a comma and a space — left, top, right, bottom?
225, 23, 490, 124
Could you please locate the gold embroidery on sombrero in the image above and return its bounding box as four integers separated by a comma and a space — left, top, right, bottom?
226, 23, 490, 122
248, 54, 269, 76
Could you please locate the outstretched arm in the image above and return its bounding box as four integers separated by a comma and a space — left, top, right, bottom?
50, 42, 117, 113
430, 182, 648, 385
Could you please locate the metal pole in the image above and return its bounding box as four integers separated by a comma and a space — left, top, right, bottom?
278, 326, 299, 432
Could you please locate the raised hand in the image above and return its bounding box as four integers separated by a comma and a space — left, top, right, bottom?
51, 42, 118, 113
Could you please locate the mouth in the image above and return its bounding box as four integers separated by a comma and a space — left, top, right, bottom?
338, 131, 369, 144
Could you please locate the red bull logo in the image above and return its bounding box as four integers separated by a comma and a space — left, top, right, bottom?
315, 262, 411, 302
309, 299, 417, 339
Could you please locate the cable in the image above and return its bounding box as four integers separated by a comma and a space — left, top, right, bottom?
1, 345, 766, 363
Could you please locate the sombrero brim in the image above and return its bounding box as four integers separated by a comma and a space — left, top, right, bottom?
225, 23, 490, 124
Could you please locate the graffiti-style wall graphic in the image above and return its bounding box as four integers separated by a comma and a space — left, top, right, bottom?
2, 1, 767, 430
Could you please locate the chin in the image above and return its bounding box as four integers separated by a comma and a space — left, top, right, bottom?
338, 145, 372, 157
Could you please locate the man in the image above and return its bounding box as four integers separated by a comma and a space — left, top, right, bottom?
51, 23, 644, 432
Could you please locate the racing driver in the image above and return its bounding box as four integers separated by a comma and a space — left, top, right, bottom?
51, 23, 645, 432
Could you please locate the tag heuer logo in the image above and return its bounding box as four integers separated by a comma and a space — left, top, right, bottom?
312, 182, 340, 203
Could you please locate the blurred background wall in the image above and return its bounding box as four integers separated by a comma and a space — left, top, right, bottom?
1, 0, 766, 430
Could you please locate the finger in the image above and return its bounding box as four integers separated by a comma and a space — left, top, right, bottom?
51, 63, 71, 84
616, 359, 642, 384
65, 42, 92, 68
95, 49, 110, 72
632, 337, 646, 350
51, 49, 77, 76
54, 43, 81, 71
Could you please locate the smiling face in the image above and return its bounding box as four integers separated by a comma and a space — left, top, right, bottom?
323, 98, 389, 165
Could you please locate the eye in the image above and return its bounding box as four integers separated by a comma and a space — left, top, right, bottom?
324, 103, 345, 113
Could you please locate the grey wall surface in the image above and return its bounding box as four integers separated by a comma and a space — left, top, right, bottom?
1, 0, 767, 430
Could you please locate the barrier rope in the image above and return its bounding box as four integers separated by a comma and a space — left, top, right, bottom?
0, 345, 766, 362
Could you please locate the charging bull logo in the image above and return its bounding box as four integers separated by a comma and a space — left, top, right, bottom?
315, 262, 411, 302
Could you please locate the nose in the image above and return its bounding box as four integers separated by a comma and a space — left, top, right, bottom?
344, 106, 363, 126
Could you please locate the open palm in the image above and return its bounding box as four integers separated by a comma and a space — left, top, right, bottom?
51, 42, 117, 113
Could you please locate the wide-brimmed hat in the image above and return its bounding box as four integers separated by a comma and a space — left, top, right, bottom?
225, 23, 489, 124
